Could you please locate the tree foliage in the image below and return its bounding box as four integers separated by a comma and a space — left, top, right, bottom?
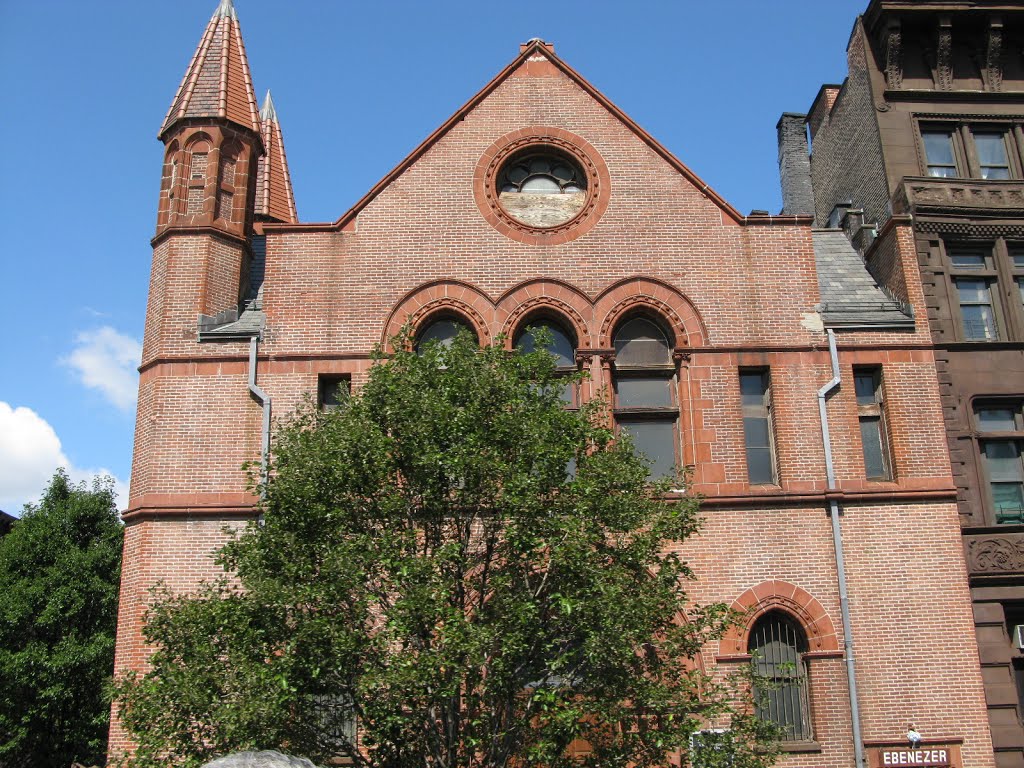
116, 333, 779, 768
0, 470, 123, 767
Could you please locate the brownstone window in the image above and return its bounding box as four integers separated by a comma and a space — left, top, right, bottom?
975, 402, 1024, 524
855, 368, 892, 481
740, 369, 777, 485
1011, 248, 1024, 310
318, 376, 350, 411
612, 316, 678, 481
415, 315, 477, 353
514, 319, 577, 405
949, 247, 1000, 340
919, 122, 1021, 180
749, 612, 812, 741
922, 129, 959, 177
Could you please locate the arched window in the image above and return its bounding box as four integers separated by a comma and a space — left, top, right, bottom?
415, 316, 477, 353
217, 141, 241, 222
748, 611, 812, 741
612, 316, 678, 479
497, 150, 588, 228
515, 319, 576, 403
186, 139, 211, 216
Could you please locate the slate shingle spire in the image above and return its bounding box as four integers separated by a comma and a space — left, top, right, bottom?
255, 91, 298, 224
159, 0, 261, 140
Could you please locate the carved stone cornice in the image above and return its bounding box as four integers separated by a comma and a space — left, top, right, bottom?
966, 532, 1024, 575
895, 177, 1024, 218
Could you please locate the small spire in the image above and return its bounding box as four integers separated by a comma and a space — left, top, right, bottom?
214, 0, 236, 19
260, 90, 278, 123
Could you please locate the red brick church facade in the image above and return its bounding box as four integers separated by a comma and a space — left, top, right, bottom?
112, 2, 996, 765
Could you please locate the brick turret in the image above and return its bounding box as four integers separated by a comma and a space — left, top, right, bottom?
145, 0, 263, 364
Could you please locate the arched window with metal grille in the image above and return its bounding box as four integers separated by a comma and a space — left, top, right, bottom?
748, 611, 812, 741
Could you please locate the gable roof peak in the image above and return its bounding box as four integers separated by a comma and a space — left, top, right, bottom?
520, 38, 555, 55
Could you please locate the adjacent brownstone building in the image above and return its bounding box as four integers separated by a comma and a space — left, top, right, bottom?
791, 1, 1024, 765
113, 1, 998, 765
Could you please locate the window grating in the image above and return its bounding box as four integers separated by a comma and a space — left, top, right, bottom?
749, 612, 812, 741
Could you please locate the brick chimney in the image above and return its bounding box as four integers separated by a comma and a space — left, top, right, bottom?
776, 113, 814, 216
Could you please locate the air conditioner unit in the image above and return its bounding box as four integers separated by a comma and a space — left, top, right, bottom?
1013, 624, 1024, 651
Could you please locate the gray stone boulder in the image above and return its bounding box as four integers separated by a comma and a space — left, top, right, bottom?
201, 751, 319, 768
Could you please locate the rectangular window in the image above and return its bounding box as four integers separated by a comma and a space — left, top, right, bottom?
740, 370, 776, 485
923, 130, 959, 177
854, 368, 892, 480
976, 404, 1024, 524
318, 376, 350, 410
975, 132, 1013, 179
949, 247, 1000, 341
1011, 249, 1024, 310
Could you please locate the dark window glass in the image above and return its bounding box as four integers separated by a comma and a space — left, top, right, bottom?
617, 377, 673, 408
613, 316, 678, 481
954, 278, 998, 340
976, 404, 1024, 524
614, 317, 671, 367
923, 131, 958, 177
619, 420, 676, 480
416, 318, 475, 352
855, 369, 891, 480
975, 133, 1012, 179
749, 612, 812, 741
740, 370, 776, 484
515, 321, 575, 367
318, 376, 350, 411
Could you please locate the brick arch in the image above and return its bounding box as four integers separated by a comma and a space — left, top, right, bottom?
595, 277, 708, 349
382, 281, 495, 350
497, 279, 593, 349
719, 580, 839, 655
184, 132, 213, 152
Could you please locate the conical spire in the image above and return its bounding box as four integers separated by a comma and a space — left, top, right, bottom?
255, 90, 298, 223
159, 0, 260, 139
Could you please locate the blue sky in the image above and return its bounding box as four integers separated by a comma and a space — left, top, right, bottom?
0, 0, 864, 514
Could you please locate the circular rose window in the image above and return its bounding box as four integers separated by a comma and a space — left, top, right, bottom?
497, 151, 587, 228
475, 130, 610, 245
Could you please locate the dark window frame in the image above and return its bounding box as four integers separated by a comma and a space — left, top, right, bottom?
414, 313, 479, 353
917, 119, 1023, 180
748, 611, 814, 742
854, 367, 893, 481
739, 368, 778, 486
946, 244, 1002, 341
974, 400, 1024, 525
611, 315, 680, 482
318, 375, 351, 411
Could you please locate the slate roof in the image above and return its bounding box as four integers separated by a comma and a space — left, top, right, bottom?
197, 236, 265, 341
813, 229, 914, 328
159, 0, 261, 139
255, 91, 298, 223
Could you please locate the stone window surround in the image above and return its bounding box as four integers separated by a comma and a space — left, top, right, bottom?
916, 115, 1024, 181
941, 239, 1024, 342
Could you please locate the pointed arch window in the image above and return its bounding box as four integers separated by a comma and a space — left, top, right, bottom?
515, 319, 577, 404
749, 612, 812, 741
612, 316, 678, 480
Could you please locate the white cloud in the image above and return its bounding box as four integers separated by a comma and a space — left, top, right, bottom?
62, 326, 142, 412
0, 402, 129, 515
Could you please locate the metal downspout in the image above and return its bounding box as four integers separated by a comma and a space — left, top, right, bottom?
248, 336, 271, 491
817, 328, 865, 768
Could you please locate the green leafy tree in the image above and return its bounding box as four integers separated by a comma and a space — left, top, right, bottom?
0, 470, 124, 767
116, 332, 779, 768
